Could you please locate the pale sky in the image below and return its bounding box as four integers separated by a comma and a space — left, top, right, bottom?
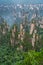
0, 0, 43, 5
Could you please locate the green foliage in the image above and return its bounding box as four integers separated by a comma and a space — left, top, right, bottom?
15, 50, 43, 65
23, 32, 32, 51
0, 44, 43, 65
0, 45, 24, 65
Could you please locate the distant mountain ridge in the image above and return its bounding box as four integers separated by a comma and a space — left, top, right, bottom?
0, 4, 43, 25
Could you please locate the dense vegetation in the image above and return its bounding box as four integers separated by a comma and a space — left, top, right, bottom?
0, 44, 43, 65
